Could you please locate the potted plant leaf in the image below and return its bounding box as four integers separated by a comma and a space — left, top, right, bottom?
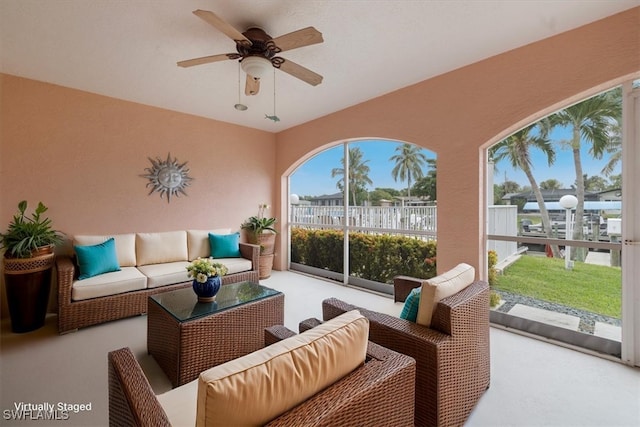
1, 201, 63, 332
241, 204, 277, 279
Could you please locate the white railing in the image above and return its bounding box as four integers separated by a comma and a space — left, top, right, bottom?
291, 205, 520, 263
290, 205, 437, 235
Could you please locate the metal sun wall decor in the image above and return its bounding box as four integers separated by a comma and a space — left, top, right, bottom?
141, 153, 193, 203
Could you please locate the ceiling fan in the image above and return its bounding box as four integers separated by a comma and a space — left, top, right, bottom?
178, 9, 324, 96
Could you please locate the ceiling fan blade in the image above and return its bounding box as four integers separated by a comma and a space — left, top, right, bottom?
272, 27, 323, 52
245, 75, 260, 96
192, 9, 252, 46
177, 53, 235, 68
278, 59, 323, 86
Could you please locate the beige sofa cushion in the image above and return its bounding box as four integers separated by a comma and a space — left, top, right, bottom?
187, 229, 232, 261
71, 267, 147, 301
416, 263, 475, 327
74, 233, 137, 267
136, 231, 188, 266
137, 261, 190, 289
196, 310, 369, 426
215, 257, 252, 275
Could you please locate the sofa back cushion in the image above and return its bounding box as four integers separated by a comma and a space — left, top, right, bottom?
136, 231, 188, 266
416, 263, 475, 327
74, 233, 136, 267
196, 310, 369, 426
187, 229, 232, 261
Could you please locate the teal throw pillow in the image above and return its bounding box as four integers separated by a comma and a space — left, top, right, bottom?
209, 232, 241, 258
399, 287, 421, 322
74, 237, 121, 280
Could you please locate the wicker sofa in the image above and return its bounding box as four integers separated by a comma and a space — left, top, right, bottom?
108, 311, 417, 427
322, 279, 490, 427
56, 229, 259, 334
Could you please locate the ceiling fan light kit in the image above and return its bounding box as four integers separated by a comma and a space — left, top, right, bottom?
240, 56, 272, 79
178, 9, 324, 97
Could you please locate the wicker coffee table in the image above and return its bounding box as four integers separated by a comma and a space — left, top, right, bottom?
147, 281, 284, 387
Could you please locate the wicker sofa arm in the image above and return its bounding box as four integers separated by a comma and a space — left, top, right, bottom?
239, 242, 260, 269
56, 255, 76, 306
108, 347, 171, 427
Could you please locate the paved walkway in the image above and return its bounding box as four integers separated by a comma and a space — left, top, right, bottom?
494, 290, 621, 341
584, 250, 613, 266
505, 304, 621, 340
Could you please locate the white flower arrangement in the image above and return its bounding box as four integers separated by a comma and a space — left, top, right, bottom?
186, 258, 228, 283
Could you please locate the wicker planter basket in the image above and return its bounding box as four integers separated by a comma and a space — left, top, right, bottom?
4, 250, 55, 333
4, 252, 55, 274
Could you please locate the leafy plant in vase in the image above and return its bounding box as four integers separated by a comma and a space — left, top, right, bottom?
241, 203, 277, 279
186, 258, 228, 302
0, 200, 63, 333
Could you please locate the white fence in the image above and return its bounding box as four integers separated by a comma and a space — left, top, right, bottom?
290, 205, 437, 235
487, 205, 518, 263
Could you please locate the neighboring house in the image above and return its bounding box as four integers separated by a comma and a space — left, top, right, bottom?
597, 188, 622, 202
310, 193, 344, 206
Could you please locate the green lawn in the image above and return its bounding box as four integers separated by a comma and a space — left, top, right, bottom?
495, 255, 621, 318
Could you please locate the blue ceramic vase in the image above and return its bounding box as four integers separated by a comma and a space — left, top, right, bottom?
192, 275, 222, 303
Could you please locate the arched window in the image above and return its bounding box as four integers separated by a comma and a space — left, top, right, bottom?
289, 139, 437, 293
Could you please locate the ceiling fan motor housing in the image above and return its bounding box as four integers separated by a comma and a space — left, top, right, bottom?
238, 28, 281, 60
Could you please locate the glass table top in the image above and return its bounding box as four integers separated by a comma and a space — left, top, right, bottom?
150, 281, 282, 322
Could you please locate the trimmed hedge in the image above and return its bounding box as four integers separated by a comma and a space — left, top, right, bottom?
291, 227, 437, 284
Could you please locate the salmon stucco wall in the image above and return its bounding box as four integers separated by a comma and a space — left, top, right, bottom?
274, 7, 640, 278
0, 74, 275, 316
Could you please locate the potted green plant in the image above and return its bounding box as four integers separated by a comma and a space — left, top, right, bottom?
241, 204, 277, 279
1, 200, 63, 333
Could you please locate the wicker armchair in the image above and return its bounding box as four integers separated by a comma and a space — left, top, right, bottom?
322, 280, 490, 427
108, 328, 416, 426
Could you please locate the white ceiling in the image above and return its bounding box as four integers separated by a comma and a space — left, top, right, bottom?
1, 0, 638, 132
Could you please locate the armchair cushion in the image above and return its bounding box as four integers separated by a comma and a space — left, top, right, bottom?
196, 310, 369, 426
416, 263, 475, 326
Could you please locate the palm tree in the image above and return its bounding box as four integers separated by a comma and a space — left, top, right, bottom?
390, 143, 429, 198
547, 89, 621, 260
540, 179, 563, 190
413, 158, 437, 201
489, 123, 560, 257
331, 147, 373, 206
601, 120, 622, 177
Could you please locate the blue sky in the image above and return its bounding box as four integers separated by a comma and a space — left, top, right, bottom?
492, 126, 620, 190
290, 131, 620, 197
290, 140, 437, 197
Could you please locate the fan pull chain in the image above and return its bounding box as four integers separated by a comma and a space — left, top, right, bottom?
234, 62, 247, 111
265, 67, 280, 122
